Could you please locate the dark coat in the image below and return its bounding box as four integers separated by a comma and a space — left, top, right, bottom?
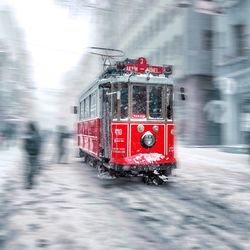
24, 130, 41, 156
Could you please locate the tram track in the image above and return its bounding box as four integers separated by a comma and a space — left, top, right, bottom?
76, 160, 250, 249
160, 186, 249, 249
110, 181, 250, 249
168, 182, 250, 232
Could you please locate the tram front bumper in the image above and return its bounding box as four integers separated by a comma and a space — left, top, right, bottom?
112, 162, 177, 173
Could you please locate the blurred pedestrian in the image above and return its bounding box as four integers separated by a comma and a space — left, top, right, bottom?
2, 124, 12, 149
56, 125, 69, 164
23, 122, 41, 189
248, 131, 250, 165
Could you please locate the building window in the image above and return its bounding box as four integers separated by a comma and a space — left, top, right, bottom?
203, 30, 213, 50
233, 24, 246, 57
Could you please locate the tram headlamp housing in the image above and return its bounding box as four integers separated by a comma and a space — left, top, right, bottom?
137, 124, 144, 133
141, 131, 156, 148
153, 125, 159, 133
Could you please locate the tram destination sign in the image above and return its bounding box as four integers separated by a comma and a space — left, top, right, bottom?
126, 57, 164, 75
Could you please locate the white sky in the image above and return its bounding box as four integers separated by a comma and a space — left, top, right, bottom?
8, 0, 91, 90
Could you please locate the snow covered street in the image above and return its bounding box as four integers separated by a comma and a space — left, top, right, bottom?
0, 145, 249, 249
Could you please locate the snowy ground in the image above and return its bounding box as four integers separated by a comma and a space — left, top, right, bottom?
0, 141, 249, 250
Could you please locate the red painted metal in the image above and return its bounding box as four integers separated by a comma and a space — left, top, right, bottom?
126, 57, 165, 74
77, 118, 100, 157
77, 57, 175, 172
110, 122, 176, 165
77, 119, 176, 165
111, 124, 128, 161
166, 123, 175, 161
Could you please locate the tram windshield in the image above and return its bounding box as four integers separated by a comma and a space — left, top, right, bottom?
166, 85, 173, 120
111, 83, 173, 121
112, 82, 128, 120
149, 86, 163, 118
121, 83, 128, 119
132, 86, 147, 118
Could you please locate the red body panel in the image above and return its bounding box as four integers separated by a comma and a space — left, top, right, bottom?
111, 122, 176, 165
126, 57, 164, 74
77, 119, 175, 166
111, 123, 128, 160
77, 118, 100, 157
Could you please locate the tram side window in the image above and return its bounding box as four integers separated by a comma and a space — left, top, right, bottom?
80, 101, 84, 120
90, 92, 97, 118
120, 83, 128, 119
84, 97, 89, 119
149, 86, 163, 118
112, 83, 118, 119
166, 86, 173, 120
132, 86, 147, 118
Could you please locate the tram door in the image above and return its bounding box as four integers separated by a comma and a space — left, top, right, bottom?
100, 85, 111, 159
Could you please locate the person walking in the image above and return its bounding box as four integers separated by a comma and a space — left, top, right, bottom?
56, 125, 69, 164
23, 122, 41, 189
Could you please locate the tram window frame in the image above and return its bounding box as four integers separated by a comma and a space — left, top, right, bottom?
166, 85, 173, 121
80, 101, 84, 120
90, 91, 97, 118
120, 82, 129, 120
132, 84, 147, 120
131, 83, 165, 121
84, 96, 90, 119
111, 83, 119, 120
148, 85, 164, 120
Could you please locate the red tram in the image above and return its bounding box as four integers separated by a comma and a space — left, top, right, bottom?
77, 57, 176, 184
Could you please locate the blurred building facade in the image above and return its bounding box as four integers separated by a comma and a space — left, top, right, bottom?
0, 4, 34, 133
213, 0, 250, 151
59, 54, 102, 130
94, 0, 219, 145
64, 0, 249, 149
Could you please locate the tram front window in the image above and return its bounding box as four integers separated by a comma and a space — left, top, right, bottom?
132, 86, 147, 118
166, 85, 173, 120
112, 83, 118, 119
149, 86, 163, 118
121, 83, 128, 119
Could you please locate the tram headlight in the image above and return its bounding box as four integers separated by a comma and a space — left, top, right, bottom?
153, 125, 159, 133
137, 124, 144, 133
140, 131, 156, 148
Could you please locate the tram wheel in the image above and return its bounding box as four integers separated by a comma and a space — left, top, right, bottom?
79, 149, 84, 158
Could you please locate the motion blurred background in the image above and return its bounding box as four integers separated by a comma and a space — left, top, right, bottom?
0, 1, 249, 249
0, 0, 249, 151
